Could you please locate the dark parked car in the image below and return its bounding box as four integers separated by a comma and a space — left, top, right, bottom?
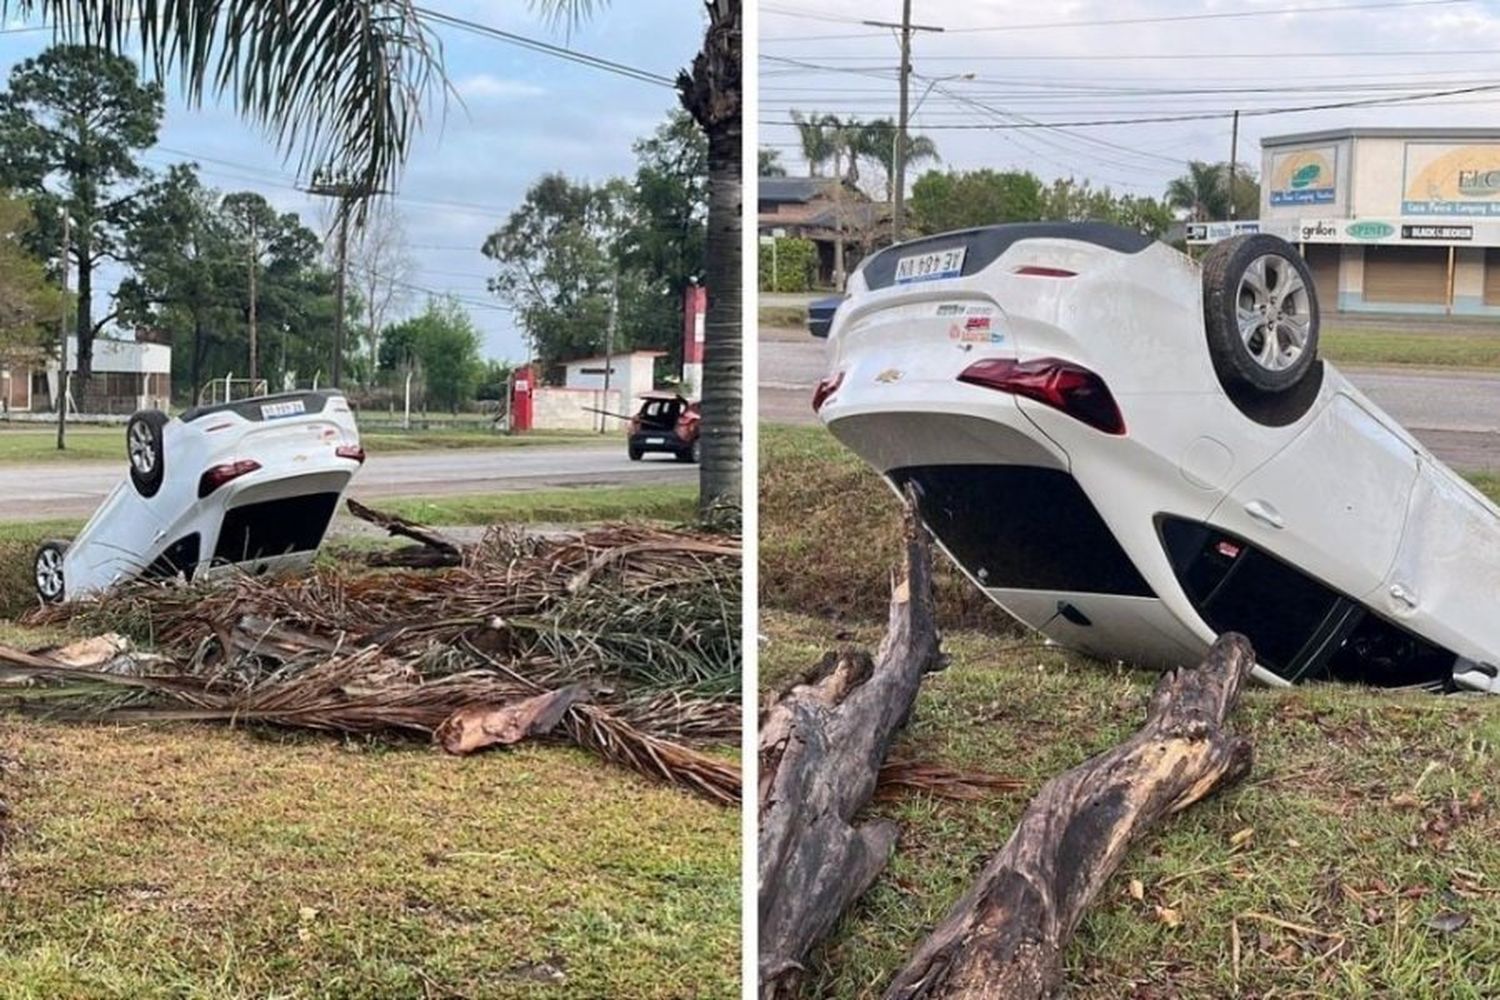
628, 392, 700, 463
807, 296, 844, 338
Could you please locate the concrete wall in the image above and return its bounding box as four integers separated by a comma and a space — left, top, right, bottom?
562, 353, 659, 403
531, 387, 622, 432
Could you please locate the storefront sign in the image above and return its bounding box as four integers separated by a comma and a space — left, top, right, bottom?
1401, 224, 1473, 241
1269, 146, 1338, 205
1185, 220, 1260, 242
1346, 221, 1395, 241
1403, 143, 1500, 216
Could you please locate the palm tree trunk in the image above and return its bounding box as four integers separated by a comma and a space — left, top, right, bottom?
679, 0, 742, 514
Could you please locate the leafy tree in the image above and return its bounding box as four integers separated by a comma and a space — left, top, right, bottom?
120, 166, 333, 400
1166, 161, 1226, 222
759, 148, 786, 176
483, 173, 626, 370
0, 191, 61, 365
0, 44, 164, 389
382, 298, 482, 411
911, 169, 1045, 234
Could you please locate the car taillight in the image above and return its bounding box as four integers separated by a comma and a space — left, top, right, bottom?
811, 371, 845, 413
198, 459, 262, 498
336, 444, 366, 463
1013, 265, 1077, 278
958, 357, 1125, 435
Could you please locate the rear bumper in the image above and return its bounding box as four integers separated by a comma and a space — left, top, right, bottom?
630, 431, 689, 453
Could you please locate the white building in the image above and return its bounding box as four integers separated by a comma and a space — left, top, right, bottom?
2, 336, 172, 416
1192, 127, 1500, 317
562, 350, 665, 402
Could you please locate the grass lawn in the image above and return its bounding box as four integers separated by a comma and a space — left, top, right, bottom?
1322, 326, 1500, 370
761, 611, 1500, 999
0, 426, 604, 464
759, 305, 808, 329
0, 721, 739, 999
0, 482, 737, 998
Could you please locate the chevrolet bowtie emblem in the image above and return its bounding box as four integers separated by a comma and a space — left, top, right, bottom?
875, 368, 904, 384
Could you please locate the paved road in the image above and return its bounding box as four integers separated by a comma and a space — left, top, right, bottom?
760, 326, 1500, 471
0, 445, 694, 522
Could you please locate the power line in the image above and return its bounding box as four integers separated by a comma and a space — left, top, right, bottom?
761, 0, 1472, 42
760, 81, 1500, 130
770, 47, 1500, 63
412, 6, 676, 88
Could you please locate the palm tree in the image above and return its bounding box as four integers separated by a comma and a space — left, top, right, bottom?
857, 119, 940, 202
1166, 160, 1229, 222
790, 109, 839, 176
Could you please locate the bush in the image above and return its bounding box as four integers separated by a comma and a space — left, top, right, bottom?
759, 237, 817, 293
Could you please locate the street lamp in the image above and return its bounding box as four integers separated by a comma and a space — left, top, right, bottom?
892, 72, 975, 228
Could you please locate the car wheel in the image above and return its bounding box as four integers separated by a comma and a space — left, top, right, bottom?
628, 444, 643, 461
1201, 234, 1320, 395
126, 410, 169, 497
34, 539, 69, 604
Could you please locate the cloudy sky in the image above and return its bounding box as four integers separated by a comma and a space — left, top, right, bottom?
0, 2, 705, 362
760, 0, 1500, 195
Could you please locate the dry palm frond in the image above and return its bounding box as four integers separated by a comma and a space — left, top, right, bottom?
10, 513, 744, 805
874, 759, 1026, 803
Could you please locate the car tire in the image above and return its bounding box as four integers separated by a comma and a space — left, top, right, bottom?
1201, 234, 1320, 395
34, 539, 69, 604
126, 410, 169, 498
628, 444, 643, 461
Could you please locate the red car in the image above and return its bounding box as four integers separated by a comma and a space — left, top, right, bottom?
628, 392, 700, 463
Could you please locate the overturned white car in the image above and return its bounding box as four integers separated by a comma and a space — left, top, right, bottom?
35, 391, 365, 604
816, 223, 1500, 695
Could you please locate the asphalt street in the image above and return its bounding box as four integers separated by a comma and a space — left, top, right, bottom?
759, 325, 1500, 471
0, 444, 694, 522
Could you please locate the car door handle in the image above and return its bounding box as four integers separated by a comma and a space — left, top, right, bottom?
1243, 499, 1285, 529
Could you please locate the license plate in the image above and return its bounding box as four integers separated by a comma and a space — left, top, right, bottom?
260, 400, 305, 420
646, 436, 666, 445
895, 246, 967, 285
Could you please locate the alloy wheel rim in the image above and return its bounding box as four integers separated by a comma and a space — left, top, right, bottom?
129, 422, 156, 474
36, 548, 62, 598
1235, 253, 1311, 373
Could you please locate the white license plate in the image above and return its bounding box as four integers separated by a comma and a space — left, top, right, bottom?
260, 400, 306, 420
646, 436, 667, 445
895, 246, 967, 285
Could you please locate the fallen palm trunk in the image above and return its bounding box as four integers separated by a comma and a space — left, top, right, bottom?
347, 497, 463, 566
883, 633, 1257, 1000
758, 493, 944, 995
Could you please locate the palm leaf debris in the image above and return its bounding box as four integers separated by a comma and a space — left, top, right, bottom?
9, 511, 742, 805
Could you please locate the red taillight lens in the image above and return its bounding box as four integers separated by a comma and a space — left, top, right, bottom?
1013, 265, 1078, 278
336, 444, 366, 463
958, 357, 1125, 435
811, 371, 845, 413
198, 459, 262, 498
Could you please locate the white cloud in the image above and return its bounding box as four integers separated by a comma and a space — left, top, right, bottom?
454, 73, 546, 100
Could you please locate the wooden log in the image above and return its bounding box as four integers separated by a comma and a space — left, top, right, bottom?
759, 491, 945, 994
346, 498, 462, 564
883, 632, 1257, 1000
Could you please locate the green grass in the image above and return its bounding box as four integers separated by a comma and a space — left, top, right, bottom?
372, 484, 698, 528
759, 305, 808, 329
1322, 326, 1500, 370
762, 610, 1500, 999
0, 720, 739, 999
759, 424, 1013, 629
0, 426, 603, 464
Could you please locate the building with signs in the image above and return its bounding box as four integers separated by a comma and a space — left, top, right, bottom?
1189, 127, 1500, 317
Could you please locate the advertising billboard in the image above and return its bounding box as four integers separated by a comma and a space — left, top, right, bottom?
1269, 146, 1338, 205
1403, 142, 1500, 216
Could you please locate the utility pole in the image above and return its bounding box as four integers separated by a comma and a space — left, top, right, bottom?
305, 174, 382, 389
1228, 109, 1240, 222
56, 210, 69, 451
247, 214, 259, 385
601, 268, 618, 434
864, 5, 944, 243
